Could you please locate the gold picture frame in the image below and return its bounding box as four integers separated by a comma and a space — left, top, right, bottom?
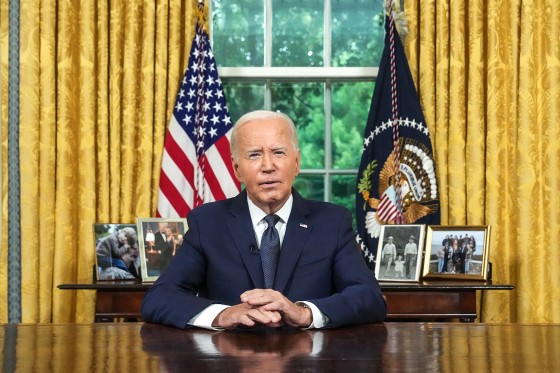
137, 217, 188, 282
422, 225, 491, 280
374, 224, 426, 282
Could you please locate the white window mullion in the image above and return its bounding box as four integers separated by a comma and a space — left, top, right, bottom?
324, 0, 332, 68
324, 79, 333, 202
265, 0, 273, 110
324, 0, 332, 202
265, 0, 273, 67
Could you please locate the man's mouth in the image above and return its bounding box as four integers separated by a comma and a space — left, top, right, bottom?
261, 180, 279, 187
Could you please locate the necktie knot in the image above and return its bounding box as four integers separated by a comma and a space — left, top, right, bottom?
264, 214, 280, 228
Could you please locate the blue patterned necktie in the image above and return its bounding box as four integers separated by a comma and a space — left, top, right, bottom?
260, 214, 281, 288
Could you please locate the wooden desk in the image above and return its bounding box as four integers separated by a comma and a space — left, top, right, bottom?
58, 281, 513, 322
1, 323, 558, 372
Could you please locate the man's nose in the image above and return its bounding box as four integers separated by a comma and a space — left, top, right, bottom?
261, 152, 275, 170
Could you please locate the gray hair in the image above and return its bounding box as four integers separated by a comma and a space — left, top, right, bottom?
230, 110, 299, 160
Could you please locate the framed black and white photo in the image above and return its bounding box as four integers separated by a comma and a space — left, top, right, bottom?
374, 224, 426, 282
137, 217, 188, 282
422, 225, 491, 280
94, 223, 140, 281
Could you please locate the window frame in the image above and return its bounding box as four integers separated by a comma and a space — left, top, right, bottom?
210, 0, 380, 202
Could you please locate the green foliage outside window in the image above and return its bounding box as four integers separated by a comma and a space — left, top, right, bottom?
212, 0, 385, 220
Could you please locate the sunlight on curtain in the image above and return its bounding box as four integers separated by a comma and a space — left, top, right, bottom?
0, 0, 200, 322
405, 0, 560, 322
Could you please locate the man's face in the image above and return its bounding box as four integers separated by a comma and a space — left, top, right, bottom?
122, 252, 134, 266
232, 117, 300, 213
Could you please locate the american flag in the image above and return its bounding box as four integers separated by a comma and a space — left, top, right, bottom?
356, 6, 440, 268
157, 21, 241, 218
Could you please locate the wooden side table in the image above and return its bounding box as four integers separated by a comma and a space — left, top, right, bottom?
58, 280, 514, 322
380, 281, 514, 322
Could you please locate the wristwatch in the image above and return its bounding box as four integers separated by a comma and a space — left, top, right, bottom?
295, 302, 313, 328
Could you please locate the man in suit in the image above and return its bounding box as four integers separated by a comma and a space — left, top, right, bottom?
141, 110, 387, 330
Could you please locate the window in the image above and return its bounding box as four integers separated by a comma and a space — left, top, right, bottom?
211, 0, 385, 216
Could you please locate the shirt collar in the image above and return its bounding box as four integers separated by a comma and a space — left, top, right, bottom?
247, 194, 293, 226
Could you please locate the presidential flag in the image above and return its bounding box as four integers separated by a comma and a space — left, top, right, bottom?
157, 20, 241, 218
356, 10, 440, 268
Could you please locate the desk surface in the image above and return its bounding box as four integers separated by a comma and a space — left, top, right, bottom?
1, 322, 557, 372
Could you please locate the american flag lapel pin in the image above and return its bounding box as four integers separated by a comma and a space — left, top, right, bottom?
299, 223, 308, 228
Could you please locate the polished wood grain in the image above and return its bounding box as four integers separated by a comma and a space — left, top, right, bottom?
1, 323, 558, 372
58, 280, 514, 322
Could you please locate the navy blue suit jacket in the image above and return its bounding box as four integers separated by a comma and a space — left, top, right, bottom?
141, 189, 386, 329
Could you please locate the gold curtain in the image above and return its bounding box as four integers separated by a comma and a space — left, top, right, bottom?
0, 0, 202, 322
405, 0, 560, 322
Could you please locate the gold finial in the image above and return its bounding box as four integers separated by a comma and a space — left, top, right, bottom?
384, 0, 408, 38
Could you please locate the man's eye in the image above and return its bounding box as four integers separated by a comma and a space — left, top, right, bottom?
274, 151, 285, 156
248, 153, 260, 159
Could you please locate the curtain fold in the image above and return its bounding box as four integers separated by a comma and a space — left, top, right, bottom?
405, 0, 560, 322
1, 0, 200, 322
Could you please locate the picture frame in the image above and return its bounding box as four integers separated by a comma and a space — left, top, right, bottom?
137, 217, 188, 282
422, 225, 491, 280
374, 224, 426, 282
94, 223, 141, 281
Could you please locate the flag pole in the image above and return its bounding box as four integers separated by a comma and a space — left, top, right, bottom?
387, 0, 405, 224
197, 0, 206, 28
194, 1, 208, 208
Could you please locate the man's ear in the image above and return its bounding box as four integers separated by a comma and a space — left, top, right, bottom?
232, 156, 242, 181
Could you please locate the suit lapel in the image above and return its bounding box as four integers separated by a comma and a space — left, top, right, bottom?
227, 191, 264, 288
274, 191, 312, 292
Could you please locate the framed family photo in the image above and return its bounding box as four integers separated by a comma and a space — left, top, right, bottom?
94, 223, 141, 281
374, 224, 426, 282
422, 225, 491, 280
137, 217, 188, 282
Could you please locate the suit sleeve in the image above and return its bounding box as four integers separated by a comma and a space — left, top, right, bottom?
141, 213, 217, 329
308, 209, 387, 327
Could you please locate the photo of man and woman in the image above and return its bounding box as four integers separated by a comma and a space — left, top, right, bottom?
137, 218, 188, 282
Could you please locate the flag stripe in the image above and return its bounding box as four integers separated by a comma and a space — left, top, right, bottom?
157, 170, 189, 218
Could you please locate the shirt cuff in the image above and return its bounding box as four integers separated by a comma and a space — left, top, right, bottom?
188, 304, 230, 330
296, 301, 330, 329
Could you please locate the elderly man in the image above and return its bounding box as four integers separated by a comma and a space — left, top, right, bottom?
404, 235, 418, 279
141, 110, 386, 330
381, 236, 397, 275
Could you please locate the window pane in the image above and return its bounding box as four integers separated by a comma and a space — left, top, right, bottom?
332, 82, 373, 169
331, 0, 385, 67
271, 82, 324, 169
222, 82, 265, 123
272, 1, 324, 66
212, 0, 264, 67
294, 175, 324, 201
332, 174, 358, 228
